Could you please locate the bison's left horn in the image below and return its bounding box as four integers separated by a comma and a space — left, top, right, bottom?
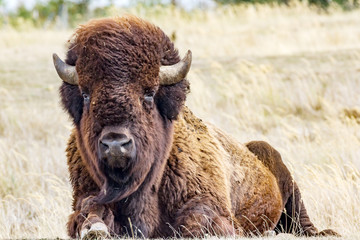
159, 50, 192, 85
52, 53, 79, 85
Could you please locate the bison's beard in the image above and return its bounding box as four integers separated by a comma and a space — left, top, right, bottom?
94, 149, 156, 204
94, 175, 146, 205
96, 154, 152, 204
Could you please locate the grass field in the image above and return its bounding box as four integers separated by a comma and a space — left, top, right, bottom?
0, 4, 360, 239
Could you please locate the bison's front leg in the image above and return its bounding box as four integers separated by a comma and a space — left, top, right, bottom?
68, 196, 114, 239
66, 133, 115, 239
174, 196, 242, 238
79, 196, 115, 239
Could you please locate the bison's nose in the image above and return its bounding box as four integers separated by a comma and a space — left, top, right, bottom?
99, 133, 135, 168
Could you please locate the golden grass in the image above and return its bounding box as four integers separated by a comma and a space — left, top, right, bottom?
0, 4, 360, 239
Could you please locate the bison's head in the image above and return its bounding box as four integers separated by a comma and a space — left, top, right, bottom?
54, 16, 191, 204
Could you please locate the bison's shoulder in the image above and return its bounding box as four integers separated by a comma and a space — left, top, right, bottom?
66, 130, 99, 210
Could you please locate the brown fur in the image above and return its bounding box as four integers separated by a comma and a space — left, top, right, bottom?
58, 16, 339, 238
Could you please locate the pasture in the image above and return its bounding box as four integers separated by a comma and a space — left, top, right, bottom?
0, 4, 360, 239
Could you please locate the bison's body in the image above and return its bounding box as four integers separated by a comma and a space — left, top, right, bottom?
54, 16, 338, 238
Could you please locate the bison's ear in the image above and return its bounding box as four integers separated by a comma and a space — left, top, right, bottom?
155, 80, 190, 120
59, 82, 83, 125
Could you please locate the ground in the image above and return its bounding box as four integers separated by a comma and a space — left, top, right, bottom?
0, 4, 359, 239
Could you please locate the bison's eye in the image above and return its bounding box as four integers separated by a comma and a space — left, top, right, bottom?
144, 91, 155, 104
82, 93, 90, 104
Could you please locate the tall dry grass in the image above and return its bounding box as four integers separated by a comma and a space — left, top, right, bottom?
0, 4, 359, 239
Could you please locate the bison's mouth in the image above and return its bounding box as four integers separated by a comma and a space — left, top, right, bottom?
94, 164, 148, 204
101, 163, 131, 184
99, 149, 134, 174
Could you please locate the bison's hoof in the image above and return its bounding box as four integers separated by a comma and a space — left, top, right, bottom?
263, 230, 276, 237
80, 222, 109, 240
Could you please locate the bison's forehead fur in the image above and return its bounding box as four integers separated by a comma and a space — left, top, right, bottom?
61, 15, 189, 126
66, 16, 180, 89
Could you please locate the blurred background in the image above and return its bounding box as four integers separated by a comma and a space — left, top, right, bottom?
0, 0, 359, 29
0, 0, 359, 239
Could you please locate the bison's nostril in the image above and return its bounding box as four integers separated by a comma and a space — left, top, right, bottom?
99, 132, 135, 168
100, 141, 109, 151
120, 139, 132, 152
101, 138, 133, 154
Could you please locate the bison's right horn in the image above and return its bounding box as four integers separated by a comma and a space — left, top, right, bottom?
52, 53, 79, 85
159, 50, 192, 85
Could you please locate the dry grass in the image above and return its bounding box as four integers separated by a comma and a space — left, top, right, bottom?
0, 4, 360, 239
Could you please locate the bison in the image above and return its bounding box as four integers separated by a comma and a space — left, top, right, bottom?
53, 16, 339, 239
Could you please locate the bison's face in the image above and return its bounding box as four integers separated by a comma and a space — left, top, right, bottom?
54, 17, 191, 203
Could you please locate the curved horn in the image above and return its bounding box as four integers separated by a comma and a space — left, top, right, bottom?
159, 50, 192, 85
52, 53, 79, 85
